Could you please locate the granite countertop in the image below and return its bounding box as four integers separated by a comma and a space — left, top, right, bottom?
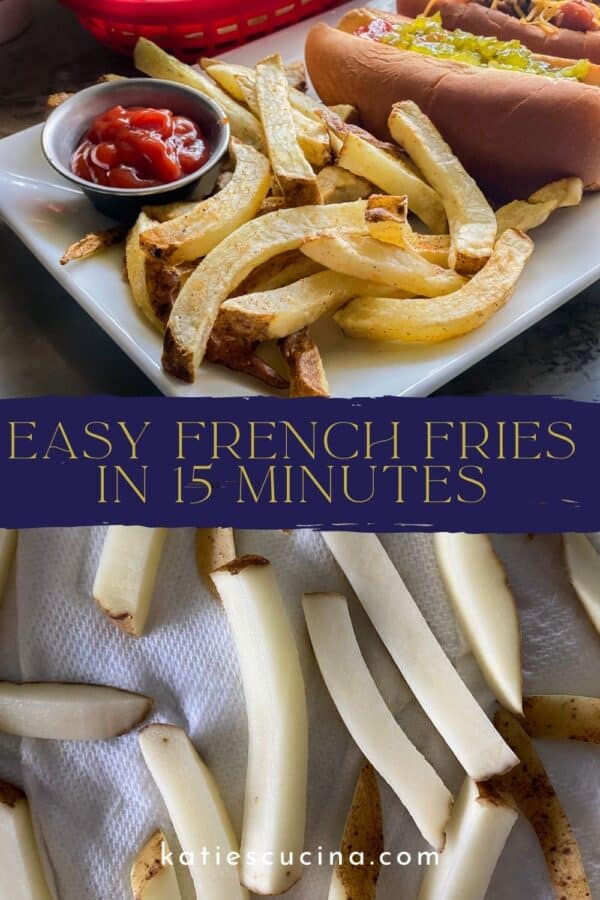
1, 0, 599, 399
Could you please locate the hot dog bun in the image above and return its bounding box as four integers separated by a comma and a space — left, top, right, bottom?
396, 0, 600, 64
305, 8, 600, 197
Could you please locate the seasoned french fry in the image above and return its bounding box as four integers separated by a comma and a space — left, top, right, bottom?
61, 224, 128, 265
126, 212, 164, 333
206, 334, 289, 391
196, 528, 236, 597
233, 250, 321, 296
329, 764, 383, 900
389, 101, 497, 273
317, 165, 373, 204
327, 122, 446, 234
280, 328, 329, 397
335, 229, 533, 342
493, 708, 592, 899
236, 71, 330, 170
162, 200, 367, 382
302, 234, 465, 297
522, 695, 600, 743
496, 178, 582, 234
133, 38, 264, 150
140, 141, 271, 263
253, 54, 322, 205
219, 271, 404, 342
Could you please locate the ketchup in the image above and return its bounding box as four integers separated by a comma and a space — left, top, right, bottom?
72, 105, 210, 189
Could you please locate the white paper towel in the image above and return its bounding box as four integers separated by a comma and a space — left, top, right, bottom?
0, 529, 598, 900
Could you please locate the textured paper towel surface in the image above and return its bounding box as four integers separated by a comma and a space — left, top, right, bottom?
1, 529, 598, 900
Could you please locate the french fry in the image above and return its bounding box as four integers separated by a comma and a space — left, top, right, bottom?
562, 533, 600, 634
219, 271, 403, 342
196, 528, 236, 597
233, 250, 321, 296
145, 259, 195, 329
237, 68, 330, 173
254, 54, 322, 204
131, 830, 182, 900
280, 328, 329, 397
496, 178, 583, 235
140, 141, 271, 263
61, 224, 128, 265
162, 200, 367, 382
317, 165, 374, 204
329, 125, 446, 234
493, 708, 592, 899
133, 38, 264, 150
205, 333, 289, 391
301, 234, 465, 297
329, 764, 383, 900
126, 212, 165, 333
201, 58, 307, 100
388, 101, 497, 273
334, 229, 533, 342
522, 695, 600, 743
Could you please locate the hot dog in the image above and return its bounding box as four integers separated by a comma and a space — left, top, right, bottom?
304, 8, 600, 197
397, 0, 600, 64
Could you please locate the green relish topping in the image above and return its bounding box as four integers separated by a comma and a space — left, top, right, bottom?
369, 14, 590, 80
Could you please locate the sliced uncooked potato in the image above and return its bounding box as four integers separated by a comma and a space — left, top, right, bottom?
322, 533, 518, 781
0, 529, 17, 603
0, 781, 53, 900
303, 591, 452, 850
434, 533, 522, 715
329, 764, 383, 900
562, 533, 600, 634
522, 695, 600, 743
131, 830, 182, 900
0, 681, 152, 740
139, 724, 248, 900
195, 528, 235, 598
417, 778, 517, 900
93, 526, 167, 636
211, 557, 308, 894
493, 708, 592, 898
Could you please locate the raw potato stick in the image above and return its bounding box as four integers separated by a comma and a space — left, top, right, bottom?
211, 557, 308, 893
130, 830, 183, 900
322, 532, 518, 780
0, 781, 54, 900
139, 725, 249, 900
562, 533, 600, 634
303, 591, 453, 850
255, 54, 321, 206
93, 526, 167, 636
195, 528, 235, 597
0, 529, 17, 603
417, 778, 517, 900
434, 533, 522, 715
0, 682, 152, 740
328, 764, 383, 900
493, 709, 592, 899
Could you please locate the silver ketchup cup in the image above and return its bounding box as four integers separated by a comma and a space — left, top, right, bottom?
41, 78, 230, 221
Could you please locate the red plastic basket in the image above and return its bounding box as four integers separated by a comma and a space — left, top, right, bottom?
60, 0, 343, 60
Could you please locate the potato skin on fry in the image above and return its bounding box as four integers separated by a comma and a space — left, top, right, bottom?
522, 695, 600, 744
492, 708, 592, 900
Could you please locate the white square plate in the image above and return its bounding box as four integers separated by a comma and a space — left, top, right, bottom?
0, 0, 598, 397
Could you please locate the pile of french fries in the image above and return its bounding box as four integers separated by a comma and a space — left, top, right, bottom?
61, 39, 583, 395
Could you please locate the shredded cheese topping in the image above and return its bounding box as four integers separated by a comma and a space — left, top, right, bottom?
421, 0, 600, 31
